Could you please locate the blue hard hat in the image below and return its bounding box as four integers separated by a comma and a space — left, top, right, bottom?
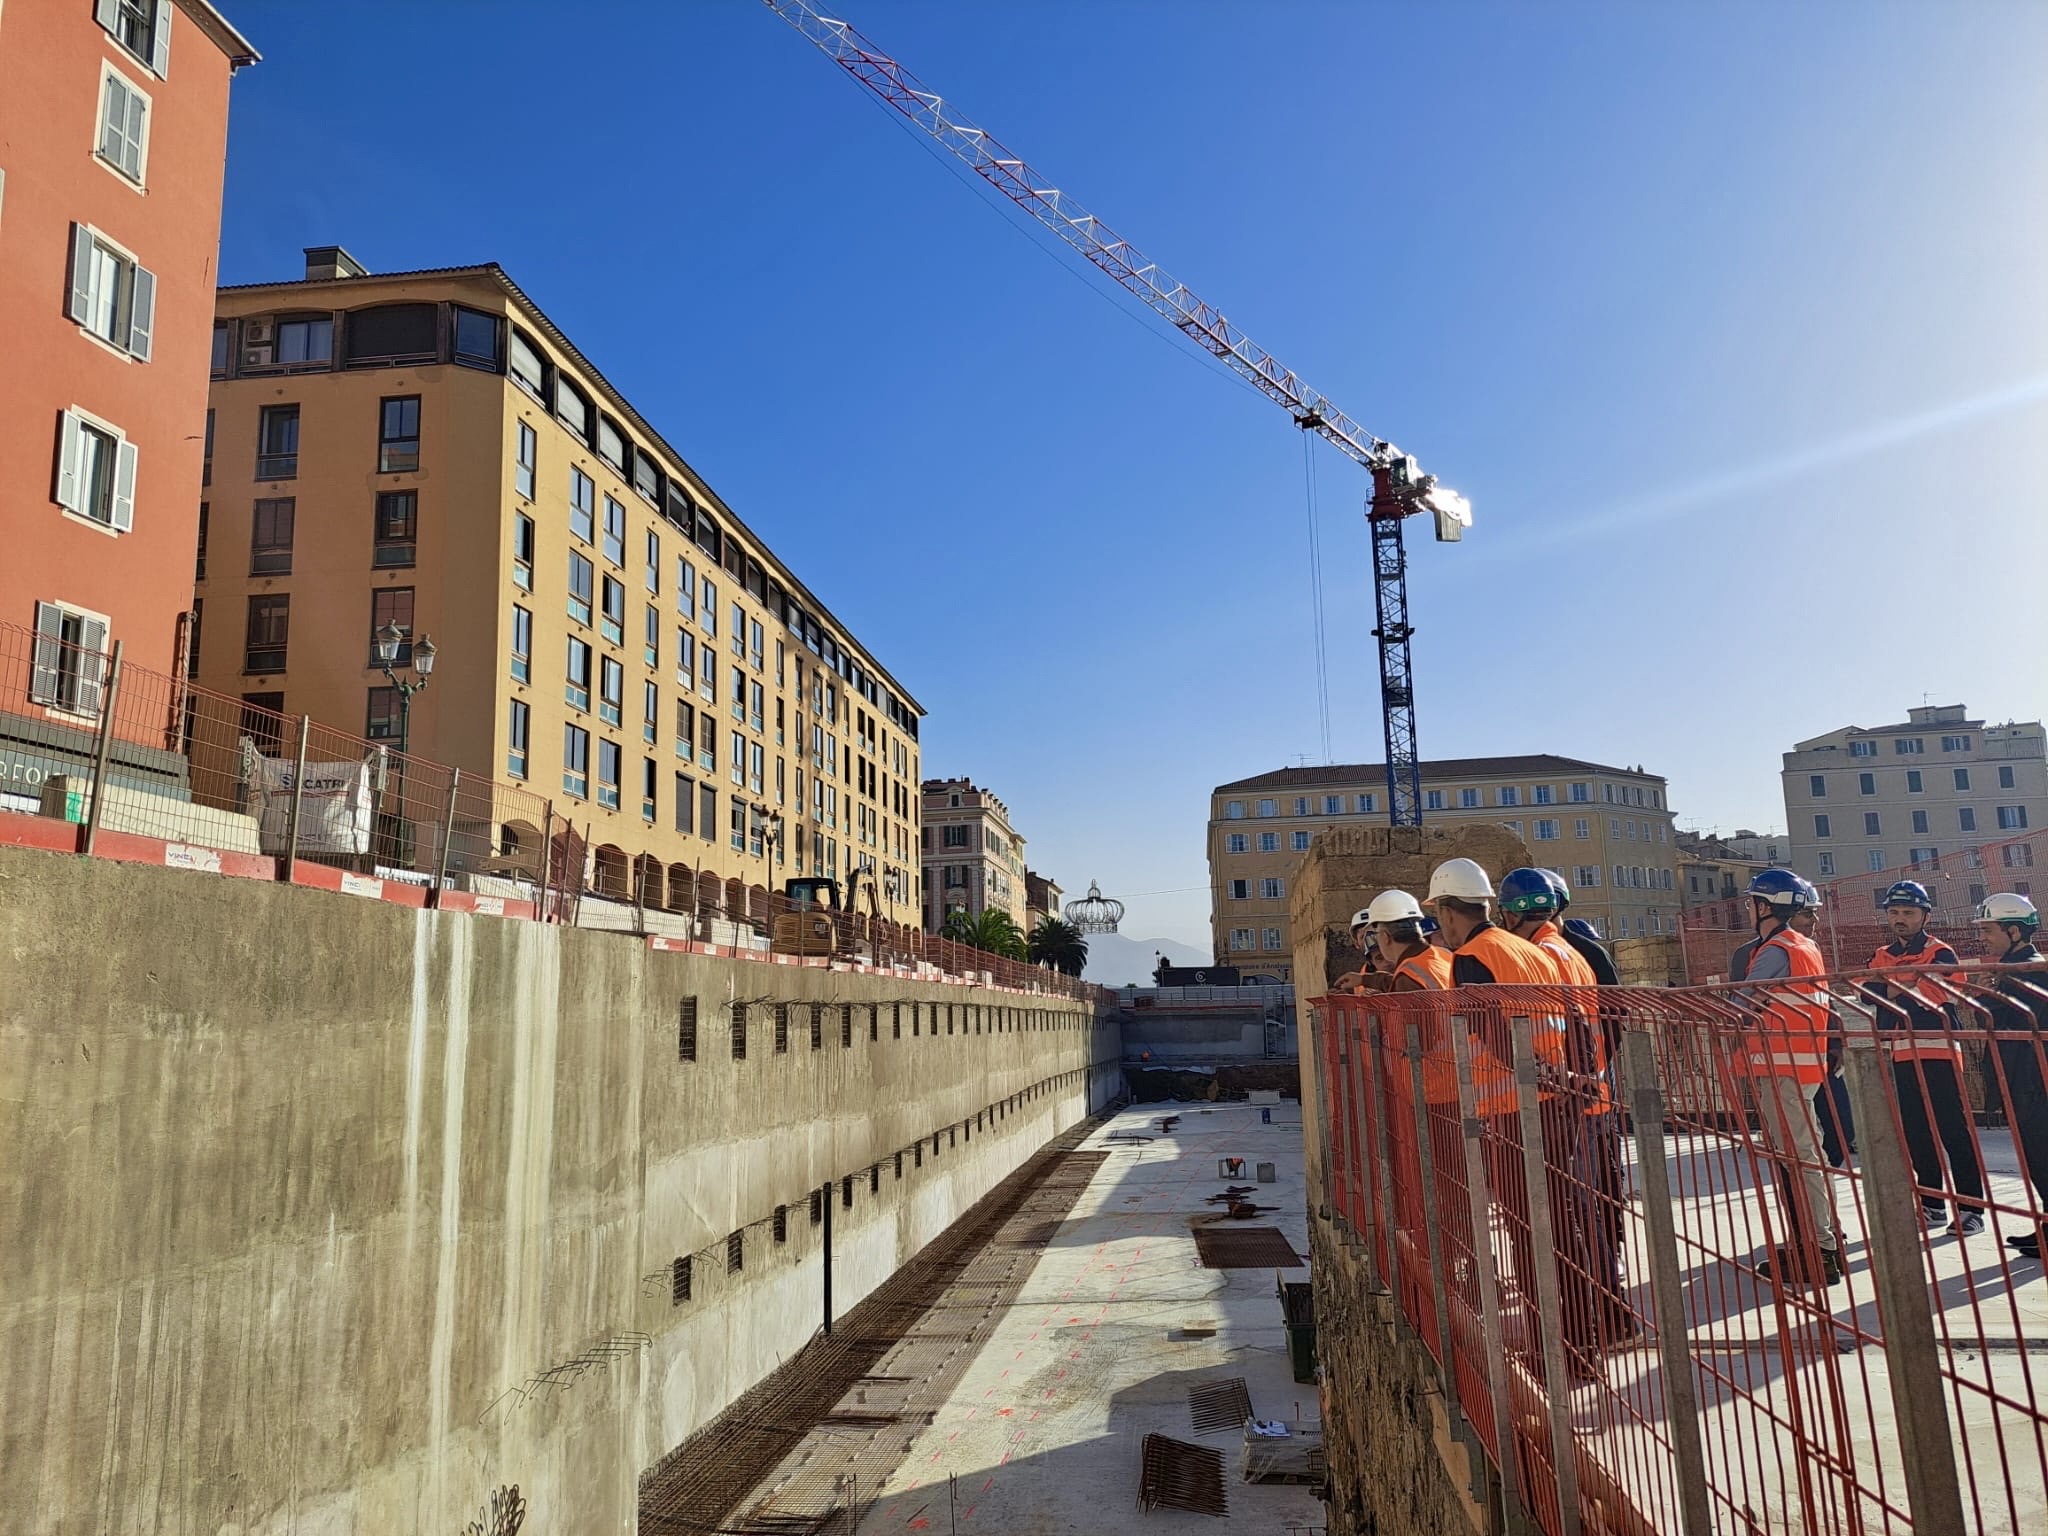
1499, 867, 1562, 916
1542, 868, 1572, 910
1419, 914, 1440, 936
1745, 869, 1810, 910
1795, 876, 1824, 911
1882, 879, 1933, 911
1563, 916, 1602, 942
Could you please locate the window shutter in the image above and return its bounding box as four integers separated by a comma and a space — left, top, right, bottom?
30, 604, 64, 706
94, 0, 121, 32
150, 1, 171, 76
111, 439, 138, 531
99, 76, 124, 163
124, 89, 147, 179
126, 264, 155, 359
54, 410, 85, 512
75, 619, 109, 717
67, 224, 95, 324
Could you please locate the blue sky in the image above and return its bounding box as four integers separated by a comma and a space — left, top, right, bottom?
218, 2, 2048, 949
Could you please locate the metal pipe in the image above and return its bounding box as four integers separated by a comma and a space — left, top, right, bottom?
282, 715, 311, 876
434, 768, 460, 897
80, 640, 124, 857
822, 1178, 834, 1335
1509, 1016, 1582, 1536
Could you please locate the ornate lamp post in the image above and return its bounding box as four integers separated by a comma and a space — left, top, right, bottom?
373, 622, 435, 862
1063, 880, 1125, 935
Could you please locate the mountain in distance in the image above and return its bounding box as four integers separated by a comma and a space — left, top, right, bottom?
1081, 932, 1211, 988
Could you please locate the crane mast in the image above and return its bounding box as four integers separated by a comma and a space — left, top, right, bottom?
762, 0, 1470, 825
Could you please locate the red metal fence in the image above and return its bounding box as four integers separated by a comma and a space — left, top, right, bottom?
0, 620, 1103, 1001
1316, 966, 2048, 1535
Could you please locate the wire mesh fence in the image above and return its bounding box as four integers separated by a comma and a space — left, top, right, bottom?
1319, 965, 2048, 1536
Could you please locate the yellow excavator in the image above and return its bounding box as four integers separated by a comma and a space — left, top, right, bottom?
771, 868, 886, 962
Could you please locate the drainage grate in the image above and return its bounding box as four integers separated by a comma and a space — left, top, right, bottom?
1192, 1226, 1302, 1270
1187, 1377, 1253, 1434
1138, 1433, 1228, 1516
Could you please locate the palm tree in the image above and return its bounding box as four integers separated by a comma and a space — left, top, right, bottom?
941, 906, 1028, 960
1027, 916, 1090, 977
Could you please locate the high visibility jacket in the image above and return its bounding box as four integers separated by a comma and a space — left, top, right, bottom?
1867, 936, 1964, 1062
1533, 920, 1614, 1113
1742, 927, 1830, 1085
1394, 948, 1454, 991
1452, 924, 1566, 1113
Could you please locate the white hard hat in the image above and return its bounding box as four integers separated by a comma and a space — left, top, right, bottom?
1426, 858, 1494, 905
1364, 890, 1425, 925
1977, 892, 2040, 927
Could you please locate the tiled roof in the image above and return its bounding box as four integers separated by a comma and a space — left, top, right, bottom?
1214, 754, 1662, 794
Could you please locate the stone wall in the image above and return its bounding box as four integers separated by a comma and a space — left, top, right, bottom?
0, 843, 1117, 1535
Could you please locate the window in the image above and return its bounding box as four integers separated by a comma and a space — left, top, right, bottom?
563, 724, 589, 797
1459, 788, 1480, 809
603, 495, 626, 566
1357, 793, 1377, 814
1259, 877, 1285, 899
674, 772, 694, 833
677, 558, 696, 618
1573, 866, 1600, 889
1533, 785, 1554, 805
507, 699, 529, 777
1291, 830, 1312, 851
569, 468, 595, 542
1941, 734, 1972, 753
1911, 809, 1929, 835
1424, 790, 1444, 811
633, 447, 663, 506
598, 656, 623, 727
453, 306, 502, 370
941, 824, 969, 848
1998, 806, 2030, 830
96, 66, 151, 184
1535, 819, 1560, 841
202, 409, 214, 489
1613, 864, 1626, 887
66, 225, 155, 359
1324, 795, 1343, 814
565, 637, 591, 710
1959, 807, 1976, 833
365, 686, 402, 742
1256, 831, 1279, 853
1809, 775, 1826, 798
601, 576, 625, 645
513, 514, 535, 591
1263, 926, 1284, 950
1226, 832, 1248, 853
1229, 929, 1254, 952
210, 322, 229, 376
1228, 879, 1249, 900
1907, 770, 1923, 794
1817, 852, 1835, 876
1868, 850, 1887, 872
1814, 814, 1831, 838
1847, 739, 1875, 758
1293, 796, 1310, 816
1894, 737, 1924, 755
257, 404, 299, 479
1225, 800, 1245, 819
1569, 783, 1590, 803
2000, 766, 2017, 789
239, 499, 297, 579
554, 375, 590, 442
1954, 769, 1971, 791
274, 316, 332, 365
1574, 818, 1590, 839
568, 552, 594, 625
644, 528, 660, 594
100, 0, 172, 74
1626, 822, 1637, 840
597, 739, 621, 810
1909, 847, 1939, 869
515, 421, 537, 500
1504, 820, 1524, 839
243, 594, 289, 672
1864, 812, 1881, 836
1859, 773, 1876, 796
1499, 786, 1520, 807
703, 580, 718, 635
373, 491, 416, 567
366, 588, 415, 668
1256, 799, 1277, 817
509, 328, 546, 398
2004, 844, 2035, 869
731, 601, 745, 657
28, 603, 109, 716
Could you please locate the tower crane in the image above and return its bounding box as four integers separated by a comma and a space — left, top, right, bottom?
762, 1, 1472, 827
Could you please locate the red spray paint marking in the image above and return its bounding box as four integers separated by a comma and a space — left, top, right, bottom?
981, 1477, 995, 1493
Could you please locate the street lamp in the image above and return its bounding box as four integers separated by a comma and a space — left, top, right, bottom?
374, 623, 436, 863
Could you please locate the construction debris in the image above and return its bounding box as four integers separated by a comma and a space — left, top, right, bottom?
1137, 1433, 1229, 1516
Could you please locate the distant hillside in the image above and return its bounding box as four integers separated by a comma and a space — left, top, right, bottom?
1081, 933, 1210, 988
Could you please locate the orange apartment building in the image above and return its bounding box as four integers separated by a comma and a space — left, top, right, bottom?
0, 0, 256, 804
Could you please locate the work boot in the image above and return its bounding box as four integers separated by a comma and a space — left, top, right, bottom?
1757, 1246, 1843, 1287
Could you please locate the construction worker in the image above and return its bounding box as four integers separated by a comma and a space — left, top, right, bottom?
1335, 904, 1399, 995
1548, 874, 1621, 987
1865, 880, 1985, 1235
1362, 889, 1454, 992
1975, 894, 2048, 1259
1427, 858, 1601, 1372
1788, 881, 1856, 1168
1736, 870, 1843, 1286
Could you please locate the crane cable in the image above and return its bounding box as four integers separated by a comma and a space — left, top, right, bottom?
1302, 432, 1333, 764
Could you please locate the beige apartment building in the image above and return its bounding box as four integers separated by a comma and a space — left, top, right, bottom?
1208, 754, 1679, 980
1781, 703, 2046, 905
1676, 829, 1776, 930
195, 249, 923, 921
921, 777, 1027, 932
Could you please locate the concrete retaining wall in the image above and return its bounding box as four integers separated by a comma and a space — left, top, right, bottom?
0, 843, 1117, 1534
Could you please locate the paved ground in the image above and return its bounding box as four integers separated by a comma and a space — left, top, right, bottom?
736, 1101, 1326, 1533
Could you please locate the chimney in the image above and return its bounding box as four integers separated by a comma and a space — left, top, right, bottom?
303, 245, 368, 282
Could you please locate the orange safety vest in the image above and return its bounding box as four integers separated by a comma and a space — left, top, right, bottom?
1394, 948, 1454, 991
1532, 920, 1614, 1113
1452, 925, 1566, 1113
1742, 927, 1830, 1085
1866, 937, 1964, 1062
